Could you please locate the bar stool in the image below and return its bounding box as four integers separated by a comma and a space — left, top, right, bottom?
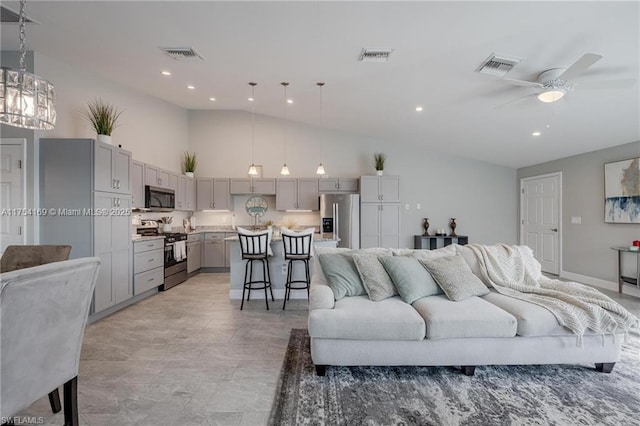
237, 228, 274, 310
281, 228, 314, 310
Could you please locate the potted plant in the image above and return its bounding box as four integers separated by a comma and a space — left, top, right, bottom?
374, 152, 386, 176
184, 151, 197, 177
83, 98, 122, 145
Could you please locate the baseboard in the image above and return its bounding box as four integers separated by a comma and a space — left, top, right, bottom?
229, 289, 308, 300
560, 270, 640, 298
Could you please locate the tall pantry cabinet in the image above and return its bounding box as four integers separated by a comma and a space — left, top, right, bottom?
39, 138, 133, 316
360, 175, 401, 249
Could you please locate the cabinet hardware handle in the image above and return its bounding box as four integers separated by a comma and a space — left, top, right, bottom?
147, 244, 154, 247
148, 278, 154, 282
148, 258, 154, 262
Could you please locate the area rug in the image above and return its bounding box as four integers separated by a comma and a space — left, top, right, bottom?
269, 329, 640, 426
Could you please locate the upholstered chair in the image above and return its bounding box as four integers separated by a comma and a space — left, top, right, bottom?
0, 245, 72, 273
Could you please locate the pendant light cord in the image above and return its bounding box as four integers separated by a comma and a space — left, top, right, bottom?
318, 82, 325, 164
282, 82, 289, 164
249, 82, 257, 165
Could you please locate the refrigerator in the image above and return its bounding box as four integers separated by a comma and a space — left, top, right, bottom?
320, 193, 360, 249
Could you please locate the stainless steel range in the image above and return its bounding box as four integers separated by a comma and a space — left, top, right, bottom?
136, 220, 188, 291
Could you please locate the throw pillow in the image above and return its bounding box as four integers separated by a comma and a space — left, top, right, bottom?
280, 227, 315, 257
410, 245, 457, 261
318, 253, 366, 300
379, 256, 442, 304
236, 226, 273, 256
419, 255, 489, 301
352, 254, 396, 301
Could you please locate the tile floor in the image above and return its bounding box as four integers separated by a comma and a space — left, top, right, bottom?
16, 273, 640, 426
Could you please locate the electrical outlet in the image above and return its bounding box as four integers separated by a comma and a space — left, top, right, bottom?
405, 203, 410, 210
416, 203, 421, 210
571, 216, 582, 224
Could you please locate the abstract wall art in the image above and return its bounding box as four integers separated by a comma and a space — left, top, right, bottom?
604, 157, 640, 223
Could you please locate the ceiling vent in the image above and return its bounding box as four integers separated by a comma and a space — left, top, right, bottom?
359, 48, 394, 63
476, 53, 521, 77
160, 47, 204, 61
1, 5, 37, 23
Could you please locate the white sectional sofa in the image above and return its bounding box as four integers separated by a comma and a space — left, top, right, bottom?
307, 246, 624, 376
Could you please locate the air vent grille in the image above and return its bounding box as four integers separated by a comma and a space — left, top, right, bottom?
160, 47, 204, 61
359, 48, 394, 62
476, 53, 521, 77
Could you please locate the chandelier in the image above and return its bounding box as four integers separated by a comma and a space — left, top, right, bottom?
0, 0, 56, 130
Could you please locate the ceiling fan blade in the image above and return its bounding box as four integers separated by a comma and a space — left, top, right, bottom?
558, 53, 603, 81
494, 93, 538, 109
574, 79, 637, 90
500, 78, 543, 88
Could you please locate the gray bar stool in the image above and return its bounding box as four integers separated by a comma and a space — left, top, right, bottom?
238, 229, 274, 310
281, 229, 314, 310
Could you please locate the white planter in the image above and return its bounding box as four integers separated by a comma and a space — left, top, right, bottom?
185, 172, 194, 178
376, 170, 384, 176
163, 224, 172, 233
97, 134, 112, 145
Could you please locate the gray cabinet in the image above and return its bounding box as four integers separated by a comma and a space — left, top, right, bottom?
131, 160, 145, 208
360, 202, 401, 249
319, 178, 359, 193
94, 141, 132, 194
145, 164, 171, 189
360, 176, 400, 203
230, 178, 276, 195
186, 178, 196, 210
276, 178, 319, 211
196, 178, 230, 210
177, 175, 196, 211
133, 239, 164, 295
203, 233, 226, 267
187, 233, 202, 273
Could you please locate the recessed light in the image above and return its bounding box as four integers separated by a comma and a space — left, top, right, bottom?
161, 70, 171, 76
415, 106, 423, 112
248, 97, 254, 102
187, 85, 195, 90
287, 99, 293, 104
209, 97, 216, 102
532, 131, 541, 136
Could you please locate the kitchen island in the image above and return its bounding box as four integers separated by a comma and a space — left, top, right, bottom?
225, 234, 338, 300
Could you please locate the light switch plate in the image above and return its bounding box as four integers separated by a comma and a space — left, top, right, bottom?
416, 203, 421, 210
571, 216, 582, 224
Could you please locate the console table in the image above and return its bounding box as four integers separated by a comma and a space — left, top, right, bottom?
414, 235, 468, 250
611, 247, 639, 293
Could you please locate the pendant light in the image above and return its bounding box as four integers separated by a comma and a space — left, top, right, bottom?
316, 82, 326, 175
0, 0, 56, 130
247, 82, 258, 176
280, 82, 290, 176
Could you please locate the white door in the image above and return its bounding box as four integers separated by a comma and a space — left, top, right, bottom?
521, 173, 561, 274
0, 142, 25, 252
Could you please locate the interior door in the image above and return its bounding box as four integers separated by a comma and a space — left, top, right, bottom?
521, 174, 560, 274
0, 143, 25, 252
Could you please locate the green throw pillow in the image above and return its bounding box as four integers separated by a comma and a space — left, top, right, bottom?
379, 256, 442, 304
352, 254, 396, 301
419, 255, 489, 301
318, 253, 366, 300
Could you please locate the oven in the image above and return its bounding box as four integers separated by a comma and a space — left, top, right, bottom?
162, 233, 188, 290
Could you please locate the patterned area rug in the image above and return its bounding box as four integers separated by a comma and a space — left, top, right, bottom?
269, 329, 640, 426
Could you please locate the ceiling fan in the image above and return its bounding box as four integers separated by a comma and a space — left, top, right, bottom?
495, 53, 636, 108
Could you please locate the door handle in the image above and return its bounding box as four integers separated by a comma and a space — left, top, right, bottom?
550, 228, 558, 232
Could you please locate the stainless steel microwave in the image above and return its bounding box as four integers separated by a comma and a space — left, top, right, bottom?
145, 186, 175, 212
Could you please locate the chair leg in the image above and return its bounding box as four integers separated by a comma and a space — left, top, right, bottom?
63, 376, 79, 426
305, 259, 310, 298
283, 260, 292, 310
265, 259, 274, 301
49, 388, 62, 413
262, 259, 269, 310
241, 260, 250, 310
247, 260, 253, 301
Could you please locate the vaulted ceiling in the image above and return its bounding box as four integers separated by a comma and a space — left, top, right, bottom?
1, 1, 638, 168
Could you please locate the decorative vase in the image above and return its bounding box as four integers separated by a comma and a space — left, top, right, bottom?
422, 218, 430, 236
97, 134, 112, 145
450, 218, 457, 236
163, 224, 172, 233
185, 172, 194, 178
376, 170, 384, 176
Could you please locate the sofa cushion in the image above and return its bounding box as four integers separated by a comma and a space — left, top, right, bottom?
455, 244, 491, 286
352, 254, 396, 301
482, 291, 590, 337
412, 295, 517, 339
308, 295, 426, 341
392, 245, 457, 259
319, 254, 366, 300
379, 256, 442, 304
420, 255, 489, 301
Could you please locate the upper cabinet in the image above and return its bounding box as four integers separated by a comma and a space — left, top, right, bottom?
131, 160, 145, 208
196, 178, 231, 210
276, 178, 319, 211
318, 178, 359, 193
230, 178, 276, 195
360, 176, 400, 203
94, 141, 132, 195
144, 164, 171, 189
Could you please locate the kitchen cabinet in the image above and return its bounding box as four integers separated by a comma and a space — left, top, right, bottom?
186, 178, 196, 210
94, 141, 132, 195
224, 233, 233, 267
360, 202, 401, 249
177, 175, 196, 211
39, 138, 133, 317
318, 178, 359, 193
203, 233, 226, 267
187, 233, 202, 273
133, 239, 164, 295
131, 160, 145, 208
360, 176, 400, 203
144, 164, 171, 189
169, 172, 179, 191
196, 178, 231, 210
230, 178, 276, 195
276, 178, 319, 211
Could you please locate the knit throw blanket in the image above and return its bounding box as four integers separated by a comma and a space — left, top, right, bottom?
467, 243, 639, 343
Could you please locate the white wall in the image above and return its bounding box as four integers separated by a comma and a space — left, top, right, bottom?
189, 110, 517, 247
34, 53, 189, 172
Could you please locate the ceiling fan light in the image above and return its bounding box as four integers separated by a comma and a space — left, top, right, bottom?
248, 164, 258, 176
280, 164, 290, 176
316, 163, 326, 175
537, 89, 566, 103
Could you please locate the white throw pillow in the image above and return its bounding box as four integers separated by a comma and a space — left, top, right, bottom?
280, 227, 315, 257
236, 226, 273, 256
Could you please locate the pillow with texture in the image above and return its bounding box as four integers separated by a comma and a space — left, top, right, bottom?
455, 244, 491, 286
318, 253, 366, 300
410, 245, 457, 261
420, 255, 489, 301
352, 254, 396, 301
379, 256, 442, 304
236, 226, 273, 256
